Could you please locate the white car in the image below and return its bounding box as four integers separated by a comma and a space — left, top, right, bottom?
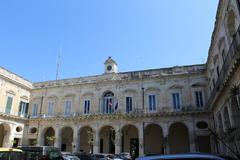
62, 155, 80, 160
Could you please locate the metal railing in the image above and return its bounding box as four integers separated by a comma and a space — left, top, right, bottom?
207, 26, 240, 107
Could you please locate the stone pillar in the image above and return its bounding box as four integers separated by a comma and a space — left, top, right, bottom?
186, 122, 196, 152
54, 127, 61, 149
138, 123, 144, 156
37, 127, 43, 146
93, 130, 99, 154
5, 124, 14, 148
73, 126, 80, 153
161, 123, 169, 154
115, 127, 121, 154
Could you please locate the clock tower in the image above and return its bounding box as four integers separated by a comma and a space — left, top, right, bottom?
104, 57, 118, 74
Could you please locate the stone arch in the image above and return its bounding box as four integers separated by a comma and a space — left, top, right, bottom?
217, 113, 226, 153
230, 96, 240, 128
42, 127, 55, 146
144, 123, 164, 154
227, 9, 237, 36
0, 123, 11, 147
223, 106, 231, 131
79, 126, 94, 153
121, 124, 139, 157
61, 126, 73, 152
99, 125, 115, 154
230, 96, 240, 150
169, 122, 190, 154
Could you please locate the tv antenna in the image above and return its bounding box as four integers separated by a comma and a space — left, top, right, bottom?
56, 46, 62, 80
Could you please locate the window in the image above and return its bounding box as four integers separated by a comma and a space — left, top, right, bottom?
84, 100, 90, 114
18, 101, 29, 117
47, 102, 54, 116
103, 92, 114, 114
5, 96, 13, 114
126, 97, 133, 113
148, 95, 156, 111
195, 91, 204, 108
172, 93, 181, 110
216, 66, 220, 77
32, 104, 38, 117
64, 100, 72, 116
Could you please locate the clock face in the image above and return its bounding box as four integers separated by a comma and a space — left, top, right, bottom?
107, 65, 112, 71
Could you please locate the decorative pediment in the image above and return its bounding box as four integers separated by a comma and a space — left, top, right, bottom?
82, 92, 94, 97
191, 82, 205, 87
47, 95, 57, 99
123, 89, 137, 94
6, 90, 16, 96
145, 87, 160, 93
20, 95, 29, 100
168, 84, 183, 90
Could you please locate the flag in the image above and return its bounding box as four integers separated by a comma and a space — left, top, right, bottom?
115, 102, 118, 110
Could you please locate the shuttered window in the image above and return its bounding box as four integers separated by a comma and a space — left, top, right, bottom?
5, 96, 13, 114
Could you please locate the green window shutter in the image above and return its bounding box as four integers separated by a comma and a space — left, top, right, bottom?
5, 96, 13, 114
25, 103, 29, 117
18, 101, 23, 116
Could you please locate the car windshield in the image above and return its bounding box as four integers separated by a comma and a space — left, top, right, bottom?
0, 151, 23, 160
0, 152, 9, 160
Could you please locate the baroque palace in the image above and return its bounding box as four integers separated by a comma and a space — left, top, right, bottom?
1, 0, 240, 158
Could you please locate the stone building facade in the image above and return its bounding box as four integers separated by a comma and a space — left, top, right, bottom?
24, 61, 211, 156
0, 67, 32, 148
0, 0, 240, 158
206, 0, 240, 158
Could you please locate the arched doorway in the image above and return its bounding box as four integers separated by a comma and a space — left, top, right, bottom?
169, 122, 190, 154
122, 125, 139, 157
61, 127, 73, 152
102, 91, 114, 114
43, 127, 55, 146
144, 124, 164, 154
79, 126, 94, 153
0, 123, 10, 147
99, 126, 115, 154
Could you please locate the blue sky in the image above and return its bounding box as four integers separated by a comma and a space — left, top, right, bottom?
0, 0, 218, 82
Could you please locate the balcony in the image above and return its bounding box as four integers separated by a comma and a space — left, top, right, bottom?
207, 26, 240, 107
28, 105, 209, 120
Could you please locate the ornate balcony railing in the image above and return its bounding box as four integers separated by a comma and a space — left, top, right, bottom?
28, 105, 209, 119
207, 26, 240, 107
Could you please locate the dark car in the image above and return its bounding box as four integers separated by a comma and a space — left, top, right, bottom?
74, 153, 92, 160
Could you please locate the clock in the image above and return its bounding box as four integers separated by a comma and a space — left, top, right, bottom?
107, 65, 112, 71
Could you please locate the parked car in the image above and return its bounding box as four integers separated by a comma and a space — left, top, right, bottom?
136, 153, 237, 160
119, 153, 132, 160
91, 153, 112, 160
74, 152, 92, 160
62, 155, 80, 160
0, 148, 24, 160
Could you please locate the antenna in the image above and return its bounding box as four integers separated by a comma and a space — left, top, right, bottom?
56, 46, 62, 80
